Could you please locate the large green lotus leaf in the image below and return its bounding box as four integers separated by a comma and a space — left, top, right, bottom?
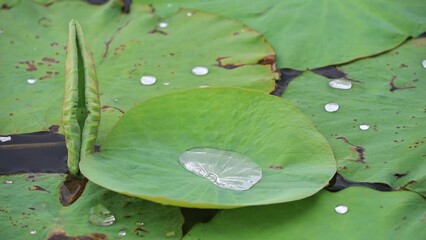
139, 0, 426, 69
0, 1, 277, 144
184, 187, 426, 239
282, 38, 426, 196
80, 87, 336, 208
0, 174, 183, 239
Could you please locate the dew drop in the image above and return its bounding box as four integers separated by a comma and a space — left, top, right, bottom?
89, 204, 116, 226
359, 124, 370, 131
179, 147, 262, 191
27, 78, 37, 84
0, 136, 11, 142
165, 231, 176, 237
163, 82, 170, 86
192, 66, 209, 76
114, 98, 119, 102
5, 180, 13, 184
324, 103, 339, 112
140, 76, 156, 86
328, 79, 352, 90
186, 12, 193, 17
159, 22, 168, 28
422, 60, 426, 69
118, 230, 127, 237
198, 85, 210, 88
335, 205, 348, 214
136, 222, 144, 227
30, 230, 37, 235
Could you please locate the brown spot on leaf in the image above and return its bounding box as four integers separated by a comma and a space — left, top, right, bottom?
1, 3, 12, 9
48, 232, 109, 240
101, 105, 125, 114
389, 76, 415, 92
269, 165, 283, 170
257, 55, 276, 65
337, 137, 366, 163
42, 57, 60, 64
215, 57, 241, 69
103, 19, 131, 58
18, 61, 37, 71
51, 42, 59, 47
29, 185, 50, 193
399, 63, 408, 68
393, 172, 408, 179
114, 44, 126, 55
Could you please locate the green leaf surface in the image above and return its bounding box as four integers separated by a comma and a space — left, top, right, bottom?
62, 20, 101, 174
0, 1, 277, 144
139, 0, 426, 69
184, 187, 426, 240
0, 174, 183, 239
282, 38, 426, 196
80, 88, 336, 208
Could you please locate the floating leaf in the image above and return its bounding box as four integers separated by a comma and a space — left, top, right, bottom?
0, 174, 183, 239
80, 88, 336, 208
62, 20, 100, 174
142, 0, 426, 69
282, 38, 426, 196
184, 187, 426, 239
0, 1, 277, 145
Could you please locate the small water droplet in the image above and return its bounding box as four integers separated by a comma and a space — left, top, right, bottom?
328, 79, 352, 90
30, 230, 37, 235
0, 136, 11, 142
163, 82, 170, 86
159, 22, 168, 28
114, 98, 119, 102
5, 180, 13, 184
422, 60, 426, 69
27, 79, 37, 84
324, 103, 339, 112
89, 204, 116, 226
136, 222, 144, 227
165, 231, 176, 237
192, 66, 209, 76
359, 124, 370, 131
335, 205, 348, 214
198, 85, 210, 88
118, 230, 127, 237
179, 147, 262, 191
186, 12, 193, 17
140, 76, 156, 86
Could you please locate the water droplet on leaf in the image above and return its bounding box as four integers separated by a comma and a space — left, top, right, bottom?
163, 82, 170, 86
192, 66, 209, 76
114, 98, 119, 102
118, 230, 127, 237
140, 76, 156, 86
186, 12, 193, 17
179, 147, 262, 191
328, 79, 352, 90
359, 124, 370, 131
30, 230, 37, 235
89, 204, 116, 226
324, 103, 339, 112
165, 231, 176, 237
198, 85, 210, 88
159, 22, 168, 28
27, 79, 37, 84
5, 180, 13, 184
0, 136, 11, 142
335, 205, 348, 214
422, 60, 426, 69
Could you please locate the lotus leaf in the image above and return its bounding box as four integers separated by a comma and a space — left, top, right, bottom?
0, 0, 277, 144
80, 87, 336, 208
0, 174, 183, 239
139, 0, 426, 69
184, 187, 426, 239
282, 38, 426, 196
